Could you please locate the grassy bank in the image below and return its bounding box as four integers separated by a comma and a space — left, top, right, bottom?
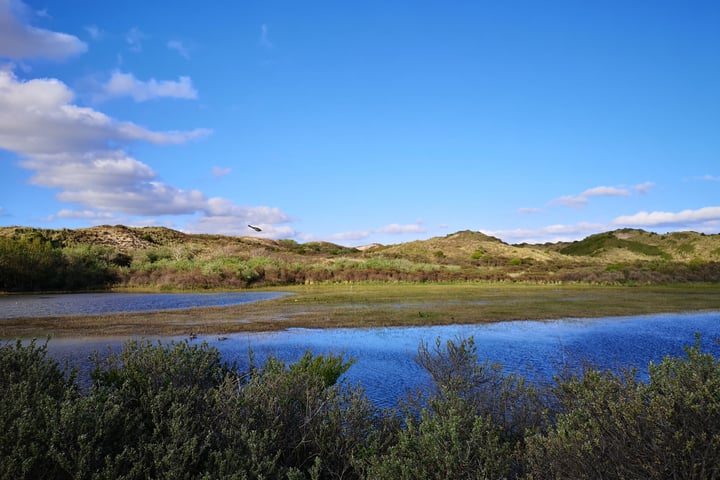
2, 283, 720, 338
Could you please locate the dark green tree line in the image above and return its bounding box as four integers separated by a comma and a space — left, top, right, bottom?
0, 237, 121, 291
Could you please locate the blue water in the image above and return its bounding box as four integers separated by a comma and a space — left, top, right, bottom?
37, 311, 720, 409
0, 291, 290, 318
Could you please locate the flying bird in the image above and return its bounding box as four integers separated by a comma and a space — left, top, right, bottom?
248, 224, 262, 232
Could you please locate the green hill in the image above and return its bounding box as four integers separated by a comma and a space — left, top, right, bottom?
546, 229, 720, 263
1, 225, 719, 291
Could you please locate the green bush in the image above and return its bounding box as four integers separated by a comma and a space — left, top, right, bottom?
369, 337, 544, 478
0, 236, 64, 291
2, 335, 720, 479
0, 339, 76, 479
524, 335, 720, 479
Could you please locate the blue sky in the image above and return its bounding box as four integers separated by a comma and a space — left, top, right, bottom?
1, 0, 719, 246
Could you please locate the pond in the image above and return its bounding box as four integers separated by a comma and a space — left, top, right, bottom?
0, 291, 291, 318
39, 311, 720, 409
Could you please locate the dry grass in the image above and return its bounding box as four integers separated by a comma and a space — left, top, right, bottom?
2, 283, 719, 338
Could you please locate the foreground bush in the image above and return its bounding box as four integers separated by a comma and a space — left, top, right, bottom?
366, 337, 545, 479
0, 340, 76, 479
524, 335, 720, 479
1, 335, 719, 479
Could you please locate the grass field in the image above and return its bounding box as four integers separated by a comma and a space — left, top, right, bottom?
2, 283, 720, 338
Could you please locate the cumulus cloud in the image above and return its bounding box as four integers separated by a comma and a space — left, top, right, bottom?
551, 185, 631, 208
0, 70, 209, 155
47, 209, 115, 220
22, 152, 156, 189
0, 68, 292, 234
613, 206, 720, 228
103, 71, 198, 101
0, 10, 293, 238
58, 184, 208, 216
0, 0, 87, 59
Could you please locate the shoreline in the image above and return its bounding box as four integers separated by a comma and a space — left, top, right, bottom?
2, 284, 720, 339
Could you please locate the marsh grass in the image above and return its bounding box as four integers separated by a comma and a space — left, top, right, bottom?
2, 283, 719, 338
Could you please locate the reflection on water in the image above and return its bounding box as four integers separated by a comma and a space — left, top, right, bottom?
34, 311, 720, 409
0, 291, 291, 318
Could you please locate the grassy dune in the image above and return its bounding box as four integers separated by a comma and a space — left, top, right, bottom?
3, 283, 719, 338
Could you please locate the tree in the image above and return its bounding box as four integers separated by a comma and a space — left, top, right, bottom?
0, 236, 63, 291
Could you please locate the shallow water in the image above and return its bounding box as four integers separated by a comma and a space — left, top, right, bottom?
0, 291, 290, 318
37, 311, 720, 409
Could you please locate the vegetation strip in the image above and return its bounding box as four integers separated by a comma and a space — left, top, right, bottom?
2, 334, 719, 478
2, 283, 720, 338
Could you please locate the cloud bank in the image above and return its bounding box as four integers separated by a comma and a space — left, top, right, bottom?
0, 0, 87, 59
614, 206, 720, 228
0, 2, 293, 237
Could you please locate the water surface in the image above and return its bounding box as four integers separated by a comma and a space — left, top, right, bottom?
39, 311, 720, 409
0, 291, 290, 318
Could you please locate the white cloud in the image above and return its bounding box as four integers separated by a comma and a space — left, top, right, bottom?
327, 230, 374, 242
0, 70, 209, 155
583, 186, 631, 197
58, 184, 208, 216
103, 71, 198, 102
23, 152, 155, 189
212, 166, 232, 177
486, 222, 607, 244
0, 67, 293, 235
376, 222, 426, 234
167, 40, 190, 59
550, 185, 632, 208
49, 209, 115, 220
613, 206, 720, 228
0, 11, 292, 238
633, 181, 654, 194
322, 221, 427, 245
0, 0, 87, 59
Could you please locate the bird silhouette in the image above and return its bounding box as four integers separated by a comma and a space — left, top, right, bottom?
248, 224, 262, 232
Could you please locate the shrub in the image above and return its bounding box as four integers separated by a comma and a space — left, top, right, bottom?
0, 236, 64, 291
524, 335, 720, 479
61, 340, 230, 478
369, 336, 545, 478
0, 340, 76, 479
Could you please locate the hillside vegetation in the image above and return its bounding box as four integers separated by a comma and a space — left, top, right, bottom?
1, 225, 720, 292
